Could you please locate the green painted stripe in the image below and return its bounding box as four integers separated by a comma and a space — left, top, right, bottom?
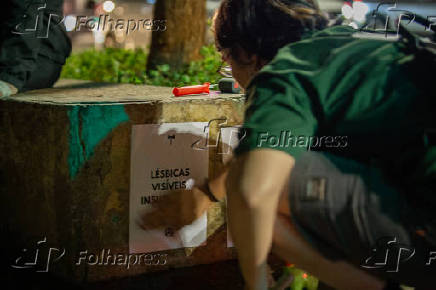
68, 105, 129, 179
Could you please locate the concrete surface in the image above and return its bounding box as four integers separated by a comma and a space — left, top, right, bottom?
0, 79, 246, 283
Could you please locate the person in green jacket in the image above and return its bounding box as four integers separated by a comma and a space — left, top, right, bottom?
215, 0, 435, 289
0, 0, 71, 97
140, 0, 436, 289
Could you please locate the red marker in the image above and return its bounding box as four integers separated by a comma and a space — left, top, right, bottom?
172, 83, 210, 97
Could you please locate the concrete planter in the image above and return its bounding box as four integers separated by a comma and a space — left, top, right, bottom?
0, 80, 245, 282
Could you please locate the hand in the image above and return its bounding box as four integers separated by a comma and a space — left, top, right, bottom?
0, 81, 18, 97
138, 187, 212, 231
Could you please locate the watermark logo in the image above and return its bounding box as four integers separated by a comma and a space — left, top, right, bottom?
75, 15, 167, 35
11, 237, 168, 272
12, 3, 64, 38
11, 237, 65, 272
256, 130, 348, 151
359, 0, 436, 37
192, 118, 246, 154
360, 236, 436, 273
11, 2, 167, 38
75, 250, 167, 269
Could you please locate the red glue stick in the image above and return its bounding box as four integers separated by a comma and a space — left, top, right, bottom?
173, 83, 210, 97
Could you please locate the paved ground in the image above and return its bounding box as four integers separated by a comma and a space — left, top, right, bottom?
5, 259, 246, 290
4, 255, 296, 290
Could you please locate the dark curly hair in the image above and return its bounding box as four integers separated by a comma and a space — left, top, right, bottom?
213, 0, 328, 63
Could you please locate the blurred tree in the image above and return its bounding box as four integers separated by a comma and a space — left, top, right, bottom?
147, 0, 207, 71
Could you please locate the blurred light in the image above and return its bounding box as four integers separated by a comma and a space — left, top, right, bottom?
353, 0, 369, 23
302, 273, 308, 279
147, 0, 156, 4
64, 15, 77, 32
341, 2, 353, 20
103, 1, 115, 13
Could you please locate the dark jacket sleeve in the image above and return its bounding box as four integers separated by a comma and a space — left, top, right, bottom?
0, 0, 71, 91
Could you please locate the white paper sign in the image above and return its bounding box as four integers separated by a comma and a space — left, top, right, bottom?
129, 123, 209, 253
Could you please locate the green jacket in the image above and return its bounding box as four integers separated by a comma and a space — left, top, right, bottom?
235, 25, 436, 206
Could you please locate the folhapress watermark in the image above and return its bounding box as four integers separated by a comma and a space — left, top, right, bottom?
191, 118, 245, 155
74, 15, 167, 35
11, 2, 166, 38
11, 237, 167, 272
256, 130, 348, 151
192, 122, 348, 153
76, 249, 167, 269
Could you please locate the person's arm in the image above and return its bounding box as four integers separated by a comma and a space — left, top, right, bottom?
198, 164, 229, 202
226, 149, 295, 290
